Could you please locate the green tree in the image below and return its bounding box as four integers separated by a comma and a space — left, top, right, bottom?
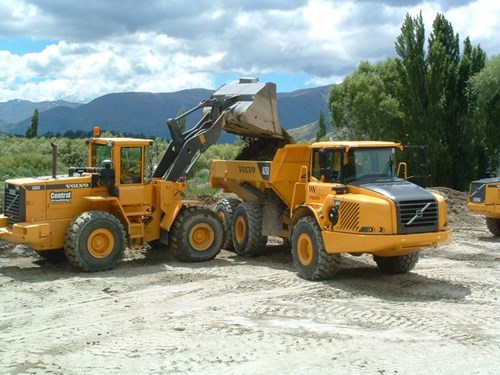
25, 108, 39, 138
329, 59, 403, 140
467, 56, 500, 177
316, 111, 327, 141
394, 12, 486, 188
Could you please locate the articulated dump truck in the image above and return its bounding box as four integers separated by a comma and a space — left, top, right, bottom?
0, 78, 283, 271
210, 141, 453, 280
467, 177, 500, 236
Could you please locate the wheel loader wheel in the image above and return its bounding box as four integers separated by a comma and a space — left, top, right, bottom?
232, 202, 267, 257
170, 206, 223, 262
485, 218, 500, 237
64, 211, 126, 272
215, 198, 241, 251
373, 252, 420, 274
291, 217, 341, 280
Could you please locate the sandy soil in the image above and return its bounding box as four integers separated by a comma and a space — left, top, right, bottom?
0, 190, 498, 374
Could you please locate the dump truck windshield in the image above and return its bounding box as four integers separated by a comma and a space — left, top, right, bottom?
344, 147, 398, 183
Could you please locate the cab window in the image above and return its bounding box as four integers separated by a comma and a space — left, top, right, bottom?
311, 149, 342, 182
120, 147, 142, 184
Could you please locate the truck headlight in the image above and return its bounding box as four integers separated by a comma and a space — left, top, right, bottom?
328, 207, 339, 225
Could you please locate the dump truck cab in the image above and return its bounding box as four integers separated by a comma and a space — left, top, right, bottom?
210, 141, 453, 280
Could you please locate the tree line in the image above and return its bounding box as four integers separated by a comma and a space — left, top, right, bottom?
328, 12, 498, 190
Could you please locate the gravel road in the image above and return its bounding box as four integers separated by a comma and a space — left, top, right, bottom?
0, 190, 498, 374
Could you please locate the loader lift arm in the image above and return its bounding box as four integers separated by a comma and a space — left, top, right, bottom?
153, 79, 282, 182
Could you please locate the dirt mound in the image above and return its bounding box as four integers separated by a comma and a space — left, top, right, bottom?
428, 186, 485, 229
235, 130, 294, 161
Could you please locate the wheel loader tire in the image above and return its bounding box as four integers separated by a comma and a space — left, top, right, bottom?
485, 218, 500, 237
64, 211, 126, 272
291, 216, 340, 280
35, 249, 66, 263
170, 206, 223, 262
232, 202, 267, 257
215, 198, 241, 251
373, 252, 420, 274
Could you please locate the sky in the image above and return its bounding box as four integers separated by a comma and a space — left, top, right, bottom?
0, 0, 498, 103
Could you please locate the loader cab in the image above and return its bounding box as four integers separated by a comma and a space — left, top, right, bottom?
89, 137, 153, 185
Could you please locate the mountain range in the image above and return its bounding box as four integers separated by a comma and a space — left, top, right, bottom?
0, 85, 332, 143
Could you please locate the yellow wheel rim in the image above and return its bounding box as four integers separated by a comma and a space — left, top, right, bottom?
189, 223, 215, 251
87, 228, 115, 258
218, 212, 227, 227
235, 216, 247, 243
297, 233, 314, 266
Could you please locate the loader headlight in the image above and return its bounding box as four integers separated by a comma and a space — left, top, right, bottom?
328, 207, 339, 225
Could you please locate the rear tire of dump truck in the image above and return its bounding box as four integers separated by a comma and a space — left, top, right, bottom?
215, 198, 242, 251
485, 218, 500, 236
373, 252, 420, 274
291, 217, 340, 280
232, 202, 267, 256
64, 211, 126, 272
170, 206, 223, 262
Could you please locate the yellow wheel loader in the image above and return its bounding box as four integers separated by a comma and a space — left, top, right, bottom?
210, 141, 453, 280
0, 78, 283, 271
467, 177, 500, 236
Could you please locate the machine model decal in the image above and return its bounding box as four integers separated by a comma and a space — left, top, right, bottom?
50, 191, 72, 203
26, 185, 45, 191
257, 162, 271, 181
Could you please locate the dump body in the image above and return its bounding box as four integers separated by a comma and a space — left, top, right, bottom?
210, 141, 452, 258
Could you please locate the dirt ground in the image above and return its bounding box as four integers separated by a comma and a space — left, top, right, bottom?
0, 189, 498, 374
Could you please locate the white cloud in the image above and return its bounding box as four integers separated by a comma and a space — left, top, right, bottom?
0, 0, 498, 102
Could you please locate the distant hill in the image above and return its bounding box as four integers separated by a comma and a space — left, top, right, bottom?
0, 99, 81, 126
0, 85, 332, 143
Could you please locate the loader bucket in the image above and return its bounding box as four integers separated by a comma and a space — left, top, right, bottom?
212, 80, 283, 139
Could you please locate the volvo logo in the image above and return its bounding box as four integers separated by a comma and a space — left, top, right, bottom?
407, 203, 431, 225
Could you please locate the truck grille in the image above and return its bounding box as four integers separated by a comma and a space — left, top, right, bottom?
469, 181, 486, 203
397, 199, 438, 234
338, 201, 360, 231
3, 183, 25, 225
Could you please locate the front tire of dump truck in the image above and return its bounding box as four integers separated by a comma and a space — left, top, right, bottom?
291, 217, 340, 281
373, 252, 420, 274
232, 202, 267, 256
170, 206, 223, 262
215, 198, 242, 251
64, 211, 126, 272
485, 218, 500, 237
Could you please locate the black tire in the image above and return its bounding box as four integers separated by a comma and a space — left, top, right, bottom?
373, 252, 420, 274
35, 249, 66, 263
291, 216, 340, 280
64, 211, 126, 272
232, 202, 267, 256
215, 198, 241, 251
485, 218, 500, 237
170, 206, 223, 262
